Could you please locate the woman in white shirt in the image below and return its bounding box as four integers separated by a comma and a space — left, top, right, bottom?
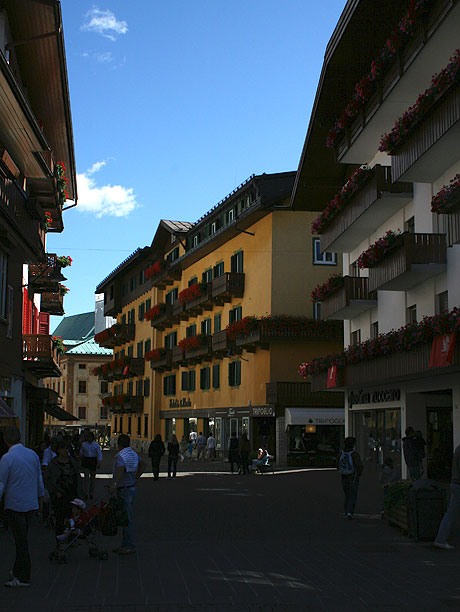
79, 431, 102, 499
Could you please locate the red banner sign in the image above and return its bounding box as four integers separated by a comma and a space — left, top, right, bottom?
327, 365, 338, 388
122, 365, 130, 376
428, 332, 456, 368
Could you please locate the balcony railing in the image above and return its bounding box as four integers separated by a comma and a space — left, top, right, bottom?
149, 349, 173, 371
151, 264, 182, 290
29, 253, 66, 292
311, 344, 460, 392
171, 345, 186, 367
392, 82, 460, 183
184, 283, 214, 315
110, 395, 144, 414
211, 330, 237, 358
150, 304, 174, 330
112, 324, 135, 347
235, 323, 340, 352
319, 166, 412, 253
40, 291, 64, 316
113, 357, 144, 380
321, 277, 376, 320
367, 232, 447, 292
172, 300, 188, 322
23, 334, 61, 377
185, 336, 213, 364
266, 381, 344, 407
212, 272, 245, 303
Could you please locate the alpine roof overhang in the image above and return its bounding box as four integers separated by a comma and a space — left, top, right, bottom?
95, 247, 151, 293
290, 0, 411, 211
2, 0, 77, 200
149, 220, 194, 257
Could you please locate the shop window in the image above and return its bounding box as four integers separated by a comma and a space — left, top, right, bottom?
163, 374, 176, 396
313, 238, 336, 265
200, 367, 211, 390
78, 406, 86, 419
228, 361, 241, 387
435, 291, 448, 315
212, 364, 220, 389
214, 313, 221, 333
165, 331, 177, 349
78, 380, 87, 394
242, 417, 250, 437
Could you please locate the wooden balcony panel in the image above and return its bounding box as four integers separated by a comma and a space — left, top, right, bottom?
172, 300, 188, 322
335, 0, 460, 164
321, 277, 376, 320
368, 232, 447, 292
266, 381, 344, 407
23, 334, 61, 377
185, 337, 213, 363
29, 253, 66, 291
212, 272, 245, 303
184, 284, 214, 315
123, 395, 144, 413
151, 304, 174, 330
40, 291, 64, 316
117, 357, 144, 379
392, 83, 460, 183
149, 349, 173, 371
152, 266, 182, 290
112, 324, 135, 347
171, 345, 186, 367
319, 166, 413, 253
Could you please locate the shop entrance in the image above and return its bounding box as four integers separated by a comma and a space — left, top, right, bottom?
253, 417, 275, 456
427, 405, 453, 480
353, 409, 401, 475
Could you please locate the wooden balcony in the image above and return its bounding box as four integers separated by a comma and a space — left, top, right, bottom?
29, 253, 66, 292
321, 277, 376, 320
211, 330, 238, 358
103, 282, 122, 317
40, 291, 64, 316
185, 336, 213, 364
266, 381, 344, 407
319, 166, 412, 253
235, 323, 341, 352
311, 343, 460, 392
184, 283, 214, 316
212, 272, 245, 304
23, 334, 61, 377
171, 345, 186, 367
172, 300, 188, 322
149, 349, 172, 371
124, 395, 144, 413
0, 175, 46, 260
150, 304, 174, 330
392, 82, 460, 183
334, 0, 460, 165
367, 232, 447, 293
112, 324, 135, 347
113, 357, 144, 380
151, 265, 182, 290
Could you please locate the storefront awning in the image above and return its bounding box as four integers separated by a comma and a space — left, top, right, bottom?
44, 403, 78, 422
0, 397, 15, 418
285, 408, 344, 428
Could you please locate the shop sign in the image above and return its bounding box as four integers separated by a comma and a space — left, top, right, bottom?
252, 406, 275, 417
307, 417, 345, 425
169, 397, 192, 408
349, 388, 401, 408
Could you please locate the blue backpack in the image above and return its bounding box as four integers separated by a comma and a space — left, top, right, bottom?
338, 450, 355, 476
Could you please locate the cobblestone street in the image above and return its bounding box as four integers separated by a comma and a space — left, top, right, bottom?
1, 454, 460, 612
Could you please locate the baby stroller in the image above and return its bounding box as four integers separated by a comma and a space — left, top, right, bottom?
48, 494, 126, 564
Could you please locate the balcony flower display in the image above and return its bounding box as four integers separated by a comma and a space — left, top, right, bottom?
326, 0, 435, 148
56, 255, 72, 268
178, 334, 208, 352
379, 49, 460, 154
299, 307, 460, 377
52, 336, 66, 354
117, 356, 131, 368
226, 315, 342, 341
91, 366, 102, 376
311, 274, 344, 302
58, 284, 70, 296
145, 348, 167, 361
144, 259, 165, 279
109, 360, 118, 371
145, 303, 166, 321
356, 230, 402, 269
55, 161, 69, 206
44, 212, 53, 230
431, 174, 460, 213
94, 328, 110, 344
178, 282, 207, 304
311, 166, 372, 234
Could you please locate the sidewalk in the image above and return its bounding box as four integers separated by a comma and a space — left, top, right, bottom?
1, 460, 459, 612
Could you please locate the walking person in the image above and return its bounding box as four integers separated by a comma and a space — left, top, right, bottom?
79, 431, 102, 500
402, 427, 421, 480
338, 436, 363, 520
167, 435, 180, 479
148, 434, 165, 481
47, 439, 81, 538
207, 432, 216, 461
111, 434, 145, 555
238, 433, 251, 475
0, 427, 45, 587
228, 432, 239, 473
196, 432, 207, 460
434, 442, 460, 550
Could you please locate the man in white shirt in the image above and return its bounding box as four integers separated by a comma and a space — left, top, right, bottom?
0, 427, 44, 587
79, 430, 102, 499
207, 433, 216, 461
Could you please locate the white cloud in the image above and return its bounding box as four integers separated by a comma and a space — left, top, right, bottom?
76, 162, 138, 218
82, 7, 128, 41
81, 50, 114, 65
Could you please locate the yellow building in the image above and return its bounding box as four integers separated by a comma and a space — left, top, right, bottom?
96, 172, 344, 463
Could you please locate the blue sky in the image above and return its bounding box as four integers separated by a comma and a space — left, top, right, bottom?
48, 0, 346, 331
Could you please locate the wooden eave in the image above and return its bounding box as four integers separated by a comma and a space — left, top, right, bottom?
95, 247, 151, 294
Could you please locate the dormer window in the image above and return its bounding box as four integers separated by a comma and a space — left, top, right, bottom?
210, 221, 217, 235
171, 233, 175, 243
193, 235, 199, 247
227, 208, 234, 223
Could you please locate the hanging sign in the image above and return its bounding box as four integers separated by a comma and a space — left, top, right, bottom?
428, 332, 456, 368
327, 365, 338, 388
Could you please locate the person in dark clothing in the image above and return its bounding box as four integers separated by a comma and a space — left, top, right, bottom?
238, 433, 251, 475
402, 427, 421, 480
148, 434, 165, 481
167, 435, 180, 479
338, 436, 363, 519
47, 439, 81, 536
228, 432, 239, 474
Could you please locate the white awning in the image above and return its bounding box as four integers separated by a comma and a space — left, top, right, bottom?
285, 408, 344, 429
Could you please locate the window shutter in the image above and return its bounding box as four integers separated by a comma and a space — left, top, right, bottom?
230, 254, 236, 273
182, 371, 188, 391
189, 370, 195, 391
236, 361, 241, 386
38, 312, 49, 335
228, 362, 232, 386
144, 378, 150, 397
163, 377, 168, 395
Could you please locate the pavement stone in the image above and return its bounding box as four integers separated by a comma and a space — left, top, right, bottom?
1, 454, 460, 612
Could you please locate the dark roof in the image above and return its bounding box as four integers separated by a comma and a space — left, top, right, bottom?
290, 0, 411, 211
52, 312, 95, 341
95, 247, 151, 293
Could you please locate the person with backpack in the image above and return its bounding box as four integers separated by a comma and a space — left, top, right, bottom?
338, 436, 363, 519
